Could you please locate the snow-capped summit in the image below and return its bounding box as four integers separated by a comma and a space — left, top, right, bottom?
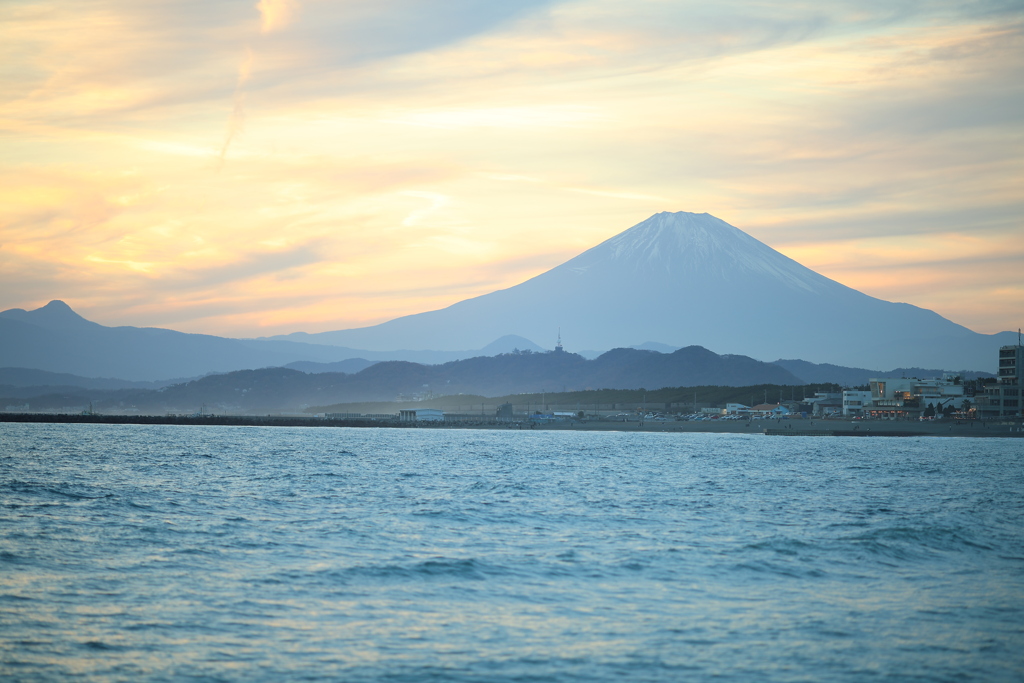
561, 211, 839, 295
583, 211, 771, 270
285, 211, 1008, 370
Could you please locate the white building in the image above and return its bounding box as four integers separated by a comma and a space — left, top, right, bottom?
842, 390, 872, 417
398, 408, 445, 422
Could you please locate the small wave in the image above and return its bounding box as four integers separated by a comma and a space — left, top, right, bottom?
848, 525, 994, 555
0, 550, 24, 563
298, 557, 503, 586
743, 538, 814, 556
412, 558, 490, 578
171, 546, 221, 557
618, 560, 647, 571
410, 508, 475, 522
82, 640, 124, 651
726, 558, 826, 579
3, 480, 112, 500
0, 592, 35, 602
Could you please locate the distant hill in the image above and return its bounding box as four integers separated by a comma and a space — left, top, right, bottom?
774, 359, 995, 386
284, 359, 378, 374
303, 346, 800, 403
1, 346, 802, 413
0, 367, 181, 390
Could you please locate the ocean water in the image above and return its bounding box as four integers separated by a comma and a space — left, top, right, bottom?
1, 424, 1022, 682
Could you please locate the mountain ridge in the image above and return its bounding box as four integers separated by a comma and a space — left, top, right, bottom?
0, 345, 804, 413
0, 302, 547, 381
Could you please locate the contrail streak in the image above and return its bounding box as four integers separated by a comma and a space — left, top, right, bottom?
217, 1, 297, 168
217, 48, 254, 168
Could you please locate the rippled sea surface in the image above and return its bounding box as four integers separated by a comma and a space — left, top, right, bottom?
2, 424, 1023, 681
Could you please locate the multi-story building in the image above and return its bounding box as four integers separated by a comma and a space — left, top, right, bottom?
979, 345, 1023, 419
867, 376, 965, 419
842, 390, 872, 417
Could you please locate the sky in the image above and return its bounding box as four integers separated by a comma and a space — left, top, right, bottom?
2, 0, 1022, 339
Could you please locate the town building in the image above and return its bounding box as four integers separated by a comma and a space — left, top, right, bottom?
978, 344, 1023, 419
867, 375, 965, 419
398, 408, 444, 422
750, 403, 790, 417
842, 390, 872, 417
803, 392, 843, 417
726, 403, 750, 415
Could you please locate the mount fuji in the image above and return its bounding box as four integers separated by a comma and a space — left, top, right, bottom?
277, 211, 1013, 371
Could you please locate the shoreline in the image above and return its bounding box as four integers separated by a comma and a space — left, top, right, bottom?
2, 412, 1022, 438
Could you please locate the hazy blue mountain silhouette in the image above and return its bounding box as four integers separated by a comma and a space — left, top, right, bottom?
773, 359, 994, 386
0, 367, 178, 391
283, 359, 379, 374
0, 301, 545, 381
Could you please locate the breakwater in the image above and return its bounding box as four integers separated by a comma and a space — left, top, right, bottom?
2, 412, 1022, 437
0, 413, 400, 428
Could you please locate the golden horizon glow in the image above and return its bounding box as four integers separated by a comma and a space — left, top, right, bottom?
1, 1, 1022, 338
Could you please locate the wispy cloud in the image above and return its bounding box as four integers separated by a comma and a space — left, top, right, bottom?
217, 47, 255, 167
257, 0, 298, 34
